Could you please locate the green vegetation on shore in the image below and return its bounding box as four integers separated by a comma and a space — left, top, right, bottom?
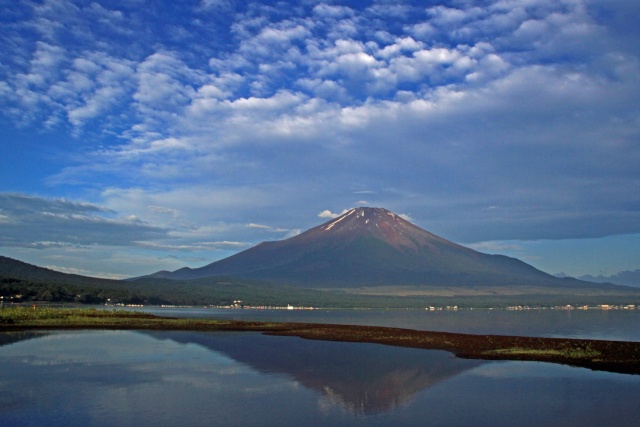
4, 276, 640, 309
2, 307, 639, 375
0, 306, 232, 330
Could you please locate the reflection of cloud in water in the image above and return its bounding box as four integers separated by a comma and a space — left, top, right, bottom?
0, 330, 273, 423
147, 331, 485, 414
0, 331, 167, 386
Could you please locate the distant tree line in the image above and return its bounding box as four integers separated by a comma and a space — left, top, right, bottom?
0, 277, 162, 305
3, 275, 639, 309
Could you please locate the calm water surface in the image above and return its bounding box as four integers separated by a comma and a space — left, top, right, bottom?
2, 309, 640, 426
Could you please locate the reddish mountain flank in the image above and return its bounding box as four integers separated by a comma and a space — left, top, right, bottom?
148, 207, 585, 288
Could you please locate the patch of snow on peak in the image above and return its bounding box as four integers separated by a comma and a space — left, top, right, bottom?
324, 209, 355, 231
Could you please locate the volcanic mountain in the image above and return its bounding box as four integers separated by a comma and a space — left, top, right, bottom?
147, 207, 585, 288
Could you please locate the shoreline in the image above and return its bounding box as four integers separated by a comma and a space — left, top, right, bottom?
2, 307, 639, 375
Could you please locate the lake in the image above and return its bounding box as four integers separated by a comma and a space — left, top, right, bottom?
2, 308, 640, 426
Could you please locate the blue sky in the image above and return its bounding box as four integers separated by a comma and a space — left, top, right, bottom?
1, 0, 639, 280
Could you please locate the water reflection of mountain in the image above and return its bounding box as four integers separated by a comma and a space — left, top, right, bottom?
0, 331, 47, 347
147, 331, 484, 414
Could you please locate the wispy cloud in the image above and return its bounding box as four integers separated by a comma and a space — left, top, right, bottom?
0, 193, 166, 248
466, 241, 524, 253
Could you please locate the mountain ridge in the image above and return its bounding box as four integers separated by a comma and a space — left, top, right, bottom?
0, 255, 121, 287
578, 269, 640, 288
145, 207, 600, 288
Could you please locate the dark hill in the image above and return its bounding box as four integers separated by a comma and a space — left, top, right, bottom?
146, 207, 601, 288
0, 256, 120, 288
0, 255, 158, 304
